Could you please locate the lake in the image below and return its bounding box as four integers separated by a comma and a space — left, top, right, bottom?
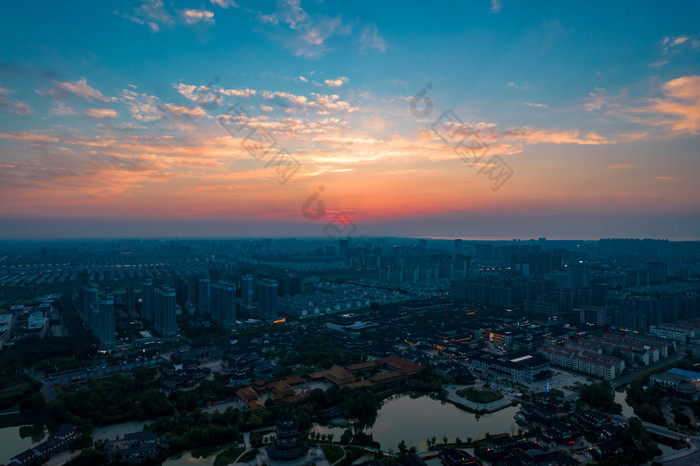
313, 394, 520, 451
0, 425, 47, 465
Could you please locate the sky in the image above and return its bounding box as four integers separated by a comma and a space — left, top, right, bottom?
0, 0, 699, 240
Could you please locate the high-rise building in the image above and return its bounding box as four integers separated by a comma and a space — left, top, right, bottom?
141, 279, 154, 322
126, 285, 135, 310
569, 263, 589, 288
198, 277, 211, 316
78, 269, 90, 288
211, 280, 236, 329
579, 306, 608, 327
453, 255, 470, 280
289, 275, 304, 295
647, 262, 668, 284
339, 238, 350, 256
175, 276, 191, 307
474, 243, 494, 260
241, 274, 255, 307
258, 279, 278, 321
96, 294, 115, 350
591, 282, 607, 307
489, 285, 513, 308
155, 286, 177, 338
80, 282, 99, 318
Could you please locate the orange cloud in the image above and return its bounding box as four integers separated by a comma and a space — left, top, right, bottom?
623, 75, 700, 135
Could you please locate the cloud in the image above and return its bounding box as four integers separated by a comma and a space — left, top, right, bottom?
522, 102, 548, 109
359, 24, 385, 53
649, 60, 670, 68
120, 89, 163, 121
493, 127, 611, 145
0, 86, 32, 114
262, 90, 310, 107
277, 0, 308, 29
584, 87, 617, 112
50, 103, 77, 116
662, 35, 699, 54
289, 16, 353, 57
86, 108, 119, 119
209, 0, 238, 8
655, 176, 682, 182
43, 77, 113, 102
324, 76, 348, 88
173, 83, 256, 108
507, 81, 530, 90
161, 103, 206, 118
299, 76, 308, 83
623, 75, 700, 135
0, 131, 59, 143
181, 9, 215, 25
604, 164, 635, 170
121, 0, 174, 32
490, 0, 503, 13
120, 0, 216, 32
218, 88, 257, 98
312, 93, 358, 113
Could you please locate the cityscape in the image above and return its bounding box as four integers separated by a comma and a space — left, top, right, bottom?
1, 1, 700, 466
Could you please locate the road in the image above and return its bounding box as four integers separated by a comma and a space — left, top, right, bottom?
611, 414, 699, 442
612, 351, 687, 389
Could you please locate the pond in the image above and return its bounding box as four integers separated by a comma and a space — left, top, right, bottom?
0, 424, 47, 465
92, 420, 149, 441
313, 394, 521, 451
614, 389, 635, 418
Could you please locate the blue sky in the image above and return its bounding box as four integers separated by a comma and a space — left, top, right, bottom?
0, 1, 699, 239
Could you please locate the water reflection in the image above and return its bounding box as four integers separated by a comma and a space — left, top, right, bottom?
0, 425, 47, 465
19, 424, 47, 443
614, 389, 635, 418
313, 394, 520, 451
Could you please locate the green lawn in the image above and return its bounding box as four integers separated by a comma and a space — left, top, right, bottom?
238, 448, 259, 463
214, 446, 246, 466
321, 444, 345, 463
456, 387, 504, 404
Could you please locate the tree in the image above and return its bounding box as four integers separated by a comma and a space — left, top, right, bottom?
398, 440, 408, 457
297, 412, 311, 430
675, 411, 690, 426
443, 436, 448, 445
249, 414, 263, 429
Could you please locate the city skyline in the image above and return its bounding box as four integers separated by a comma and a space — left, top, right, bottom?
1, 1, 699, 239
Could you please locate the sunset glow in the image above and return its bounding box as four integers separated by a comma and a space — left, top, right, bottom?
1, 1, 698, 239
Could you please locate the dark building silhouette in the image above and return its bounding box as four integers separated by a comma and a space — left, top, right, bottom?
266, 413, 309, 462
198, 276, 211, 316
141, 279, 154, 322
155, 286, 177, 338
258, 278, 278, 321
211, 280, 236, 329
